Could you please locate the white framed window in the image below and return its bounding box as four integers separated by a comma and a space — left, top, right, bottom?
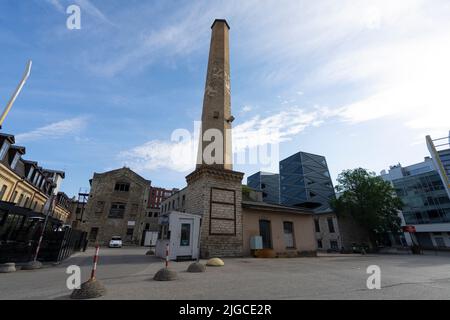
0, 185, 7, 200
0, 141, 10, 160
10, 152, 21, 170
27, 167, 35, 180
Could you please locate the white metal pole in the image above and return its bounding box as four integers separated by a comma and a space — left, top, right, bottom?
0, 60, 32, 128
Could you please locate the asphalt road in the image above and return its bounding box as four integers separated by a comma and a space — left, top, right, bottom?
1, 247, 450, 300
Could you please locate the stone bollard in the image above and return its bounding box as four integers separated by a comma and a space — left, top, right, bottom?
71, 245, 106, 299
70, 279, 106, 299
153, 268, 178, 281
187, 262, 206, 273
21, 260, 43, 270
0, 263, 16, 273
206, 257, 224, 267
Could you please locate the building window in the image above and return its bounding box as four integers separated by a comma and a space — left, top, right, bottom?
314, 219, 320, 233
10, 153, 21, 170
0, 141, 10, 160
283, 221, 295, 248
89, 227, 99, 241
23, 197, 30, 208
11, 191, 18, 203
182, 195, 186, 207
0, 185, 7, 201
317, 239, 323, 248
95, 201, 105, 213
114, 182, 130, 192
27, 167, 34, 180
180, 223, 191, 246
109, 203, 126, 219
17, 194, 24, 206
330, 240, 339, 250
153, 212, 159, 218
327, 217, 335, 233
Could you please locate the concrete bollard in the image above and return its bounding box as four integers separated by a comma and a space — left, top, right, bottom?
0, 263, 16, 273
153, 243, 178, 281
153, 268, 178, 281
206, 257, 224, 267
21, 260, 43, 270
187, 262, 206, 273
70, 245, 106, 299
70, 278, 106, 299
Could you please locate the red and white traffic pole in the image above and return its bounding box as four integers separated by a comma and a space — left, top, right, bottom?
90, 244, 100, 280
165, 243, 169, 268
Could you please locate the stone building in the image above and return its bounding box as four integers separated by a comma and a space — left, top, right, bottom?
143, 187, 177, 232
313, 212, 342, 251
0, 132, 71, 222
83, 167, 150, 246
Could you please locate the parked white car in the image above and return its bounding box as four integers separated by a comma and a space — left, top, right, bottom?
109, 236, 122, 248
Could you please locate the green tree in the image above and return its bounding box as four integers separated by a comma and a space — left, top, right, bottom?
330, 168, 403, 247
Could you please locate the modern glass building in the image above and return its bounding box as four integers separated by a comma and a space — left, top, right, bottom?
381, 156, 450, 249
246, 171, 280, 204
247, 151, 341, 251
279, 151, 335, 212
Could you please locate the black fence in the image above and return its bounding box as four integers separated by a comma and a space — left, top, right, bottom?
0, 201, 88, 263
0, 228, 87, 263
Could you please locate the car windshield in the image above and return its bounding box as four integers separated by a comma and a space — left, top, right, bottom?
111, 237, 121, 240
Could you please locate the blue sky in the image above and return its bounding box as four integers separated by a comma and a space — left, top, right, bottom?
1, 0, 449, 197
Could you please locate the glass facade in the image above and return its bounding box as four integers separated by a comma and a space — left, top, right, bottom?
438, 149, 450, 183
392, 170, 450, 225
279, 151, 335, 211
247, 172, 280, 204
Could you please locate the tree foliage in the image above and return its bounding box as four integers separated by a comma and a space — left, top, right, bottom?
330, 168, 403, 242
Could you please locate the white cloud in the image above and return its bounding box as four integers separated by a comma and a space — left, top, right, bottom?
74, 0, 112, 25
119, 106, 333, 173
15, 116, 88, 143
119, 139, 195, 173
240, 105, 252, 114
45, 0, 65, 12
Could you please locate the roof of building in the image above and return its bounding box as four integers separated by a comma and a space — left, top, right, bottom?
92, 166, 151, 185
242, 200, 314, 215
0, 132, 66, 197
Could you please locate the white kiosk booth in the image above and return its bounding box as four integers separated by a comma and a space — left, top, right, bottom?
155, 211, 201, 261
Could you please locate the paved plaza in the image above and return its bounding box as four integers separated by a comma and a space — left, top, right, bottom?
1, 247, 450, 300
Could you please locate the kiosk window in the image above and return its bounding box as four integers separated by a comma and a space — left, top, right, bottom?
180, 223, 191, 246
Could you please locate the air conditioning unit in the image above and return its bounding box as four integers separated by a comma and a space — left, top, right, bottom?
250, 236, 263, 250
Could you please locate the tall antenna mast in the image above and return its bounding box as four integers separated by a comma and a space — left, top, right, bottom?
0, 60, 32, 129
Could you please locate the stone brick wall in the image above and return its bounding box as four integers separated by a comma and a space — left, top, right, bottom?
185, 166, 244, 258
83, 168, 150, 246
338, 215, 371, 250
